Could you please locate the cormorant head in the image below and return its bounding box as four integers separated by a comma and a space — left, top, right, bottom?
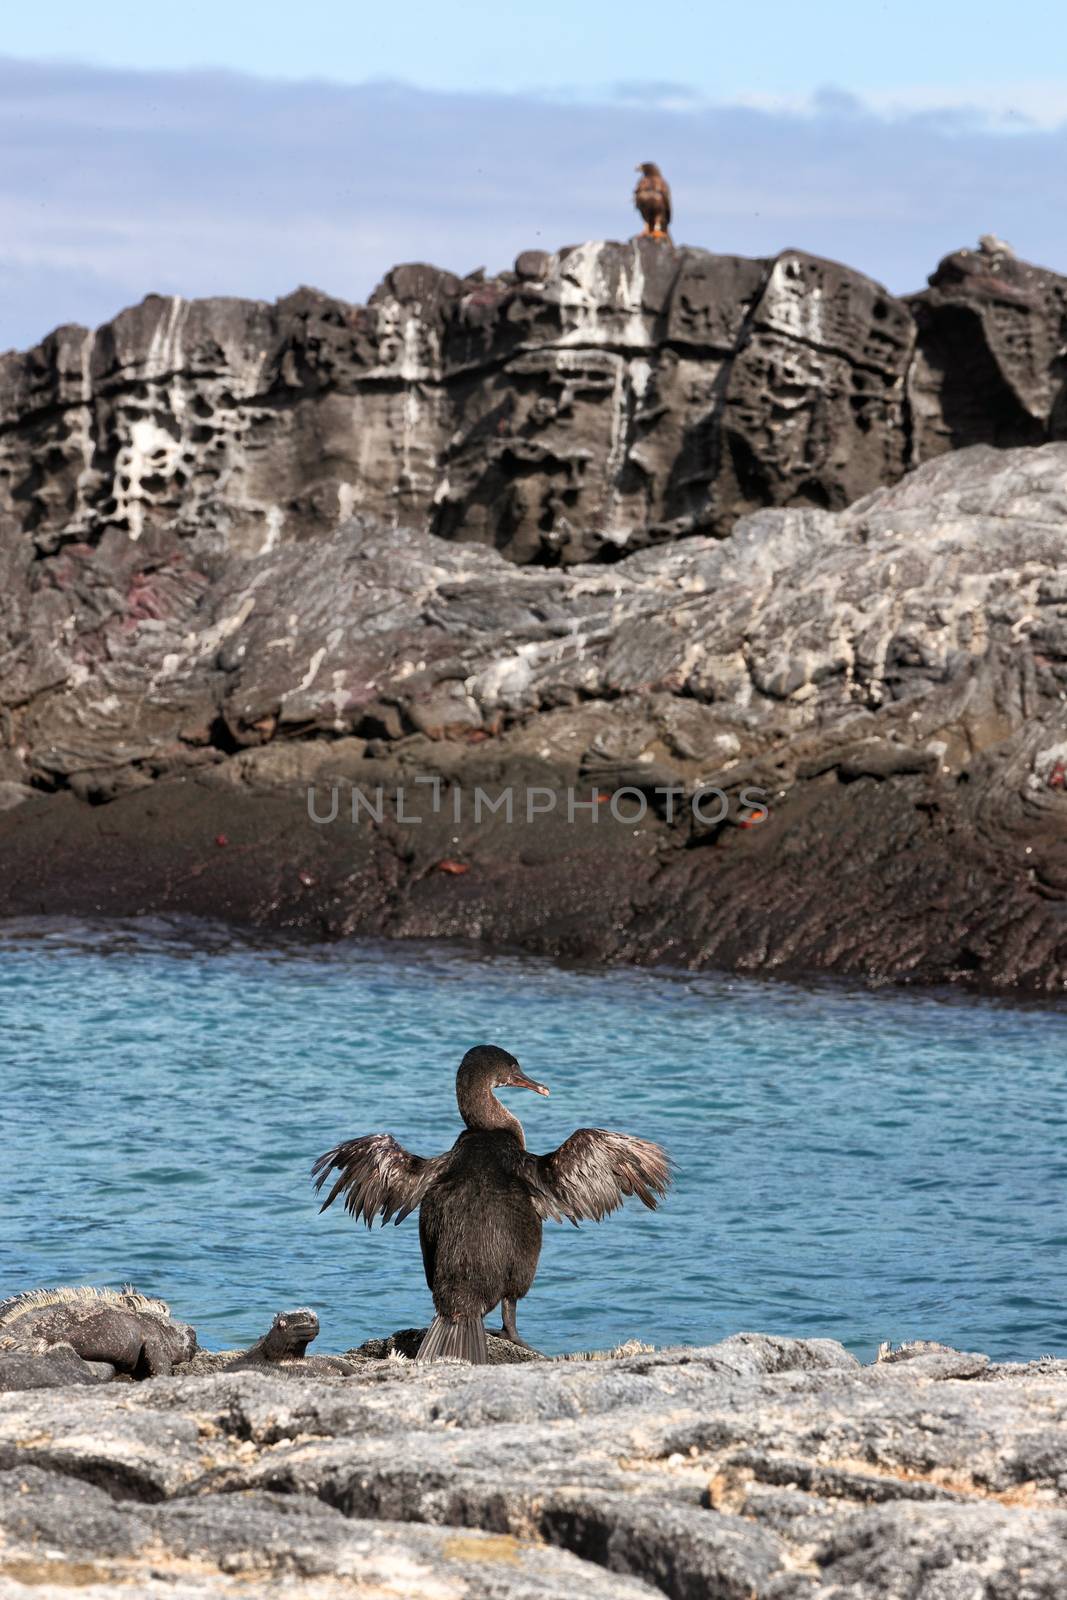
636, 162, 661, 176
458, 1043, 549, 1098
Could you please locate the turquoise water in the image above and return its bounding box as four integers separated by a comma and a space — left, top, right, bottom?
2, 918, 1065, 1363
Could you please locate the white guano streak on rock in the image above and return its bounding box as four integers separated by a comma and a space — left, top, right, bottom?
555, 244, 603, 346
620, 245, 648, 349
468, 649, 535, 705
365, 298, 441, 383
401, 382, 421, 514
555, 242, 653, 353
765, 256, 826, 346
390, 306, 434, 527
469, 626, 606, 708
328, 670, 349, 731
294, 647, 326, 694
195, 596, 256, 657
72, 329, 97, 529
146, 296, 188, 380
597, 354, 631, 545
337, 482, 360, 521
109, 298, 192, 541
260, 506, 284, 554
113, 418, 182, 543
556, 245, 653, 544
630, 356, 652, 402
400, 314, 423, 383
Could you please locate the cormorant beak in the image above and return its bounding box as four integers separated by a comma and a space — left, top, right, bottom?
509, 1067, 550, 1097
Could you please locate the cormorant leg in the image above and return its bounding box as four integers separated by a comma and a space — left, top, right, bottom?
497, 1296, 534, 1349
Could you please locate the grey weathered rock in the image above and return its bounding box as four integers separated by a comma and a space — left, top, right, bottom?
0, 1344, 115, 1391
0, 1470, 659, 1599
0, 1333, 1065, 1598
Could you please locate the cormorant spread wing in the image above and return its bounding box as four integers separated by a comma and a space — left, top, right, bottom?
519, 1129, 671, 1224
312, 1134, 448, 1226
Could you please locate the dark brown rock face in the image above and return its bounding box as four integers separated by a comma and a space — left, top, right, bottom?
3, 238, 1063, 568
908, 239, 1067, 460
0, 436, 1065, 992
2, 242, 1066, 992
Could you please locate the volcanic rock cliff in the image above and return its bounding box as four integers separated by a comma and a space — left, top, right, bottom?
2, 236, 1065, 566
0, 240, 1065, 991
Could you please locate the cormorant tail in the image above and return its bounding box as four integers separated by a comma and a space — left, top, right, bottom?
416, 1314, 489, 1364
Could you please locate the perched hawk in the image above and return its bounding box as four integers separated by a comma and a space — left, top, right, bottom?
634, 162, 672, 241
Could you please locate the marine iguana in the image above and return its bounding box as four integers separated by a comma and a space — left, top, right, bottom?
0, 1286, 197, 1379
177, 1308, 356, 1375
249, 1307, 320, 1360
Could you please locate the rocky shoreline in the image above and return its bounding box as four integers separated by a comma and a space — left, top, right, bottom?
1, 440, 1065, 991
1, 240, 1066, 991
2, 1332, 1067, 1597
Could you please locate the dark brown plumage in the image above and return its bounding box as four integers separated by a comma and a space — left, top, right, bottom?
312, 1043, 671, 1362
634, 161, 672, 240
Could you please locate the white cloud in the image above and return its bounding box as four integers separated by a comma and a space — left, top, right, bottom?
540, 78, 1067, 131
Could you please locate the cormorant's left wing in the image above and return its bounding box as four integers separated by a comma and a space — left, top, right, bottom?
518, 1130, 671, 1225
312, 1134, 448, 1226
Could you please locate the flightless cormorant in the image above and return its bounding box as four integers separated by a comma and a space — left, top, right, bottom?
312, 1043, 671, 1362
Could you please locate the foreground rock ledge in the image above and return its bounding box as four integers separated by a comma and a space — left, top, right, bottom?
2, 1333, 1067, 1598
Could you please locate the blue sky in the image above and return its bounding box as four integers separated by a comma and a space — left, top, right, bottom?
7, 0, 1064, 110
1, 1, 1064, 351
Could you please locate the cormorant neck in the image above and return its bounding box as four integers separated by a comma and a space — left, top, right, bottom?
457, 1079, 526, 1146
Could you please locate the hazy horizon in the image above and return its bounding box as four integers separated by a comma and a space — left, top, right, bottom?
2, 35, 1065, 353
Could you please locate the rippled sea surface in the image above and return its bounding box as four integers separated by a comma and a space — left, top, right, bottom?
2, 917, 1066, 1362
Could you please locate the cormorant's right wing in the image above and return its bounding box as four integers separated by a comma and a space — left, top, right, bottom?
518, 1129, 672, 1225
312, 1135, 448, 1226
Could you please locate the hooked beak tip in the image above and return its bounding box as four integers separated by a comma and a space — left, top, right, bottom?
511, 1067, 550, 1097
